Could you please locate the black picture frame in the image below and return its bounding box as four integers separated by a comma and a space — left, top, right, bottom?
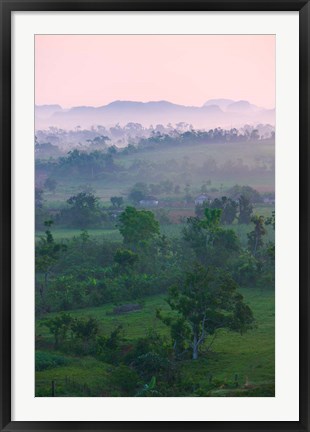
1, 1, 309, 430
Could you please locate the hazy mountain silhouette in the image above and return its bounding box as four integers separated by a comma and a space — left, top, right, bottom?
35, 104, 63, 119
35, 99, 275, 130
203, 99, 235, 110
227, 100, 260, 113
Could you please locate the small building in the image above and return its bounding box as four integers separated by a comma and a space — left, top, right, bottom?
139, 196, 159, 207
194, 194, 210, 206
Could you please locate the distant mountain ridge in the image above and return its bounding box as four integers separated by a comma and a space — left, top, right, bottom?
35, 99, 275, 130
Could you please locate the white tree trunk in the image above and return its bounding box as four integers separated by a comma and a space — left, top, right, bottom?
192, 333, 199, 360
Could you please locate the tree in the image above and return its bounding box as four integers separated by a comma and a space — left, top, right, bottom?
110, 365, 139, 396
107, 145, 117, 155
67, 192, 98, 210
87, 135, 110, 149
265, 211, 275, 230
43, 313, 73, 348
60, 192, 103, 228
247, 215, 266, 255
110, 196, 124, 208
71, 317, 99, 352
198, 197, 238, 225
118, 206, 160, 246
228, 185, 261, 204
128, 183, 149, 204
183, 208, 239, 268
114, 249, 138, 270
35, 187, 50, 230
238, 195, 253, 224
250, 129, 260, 141
36, 221, 67, 305
159, 264, 254, 360
246, 213, 274, 288
211, 197, 238, 225
200, 207, 222, 236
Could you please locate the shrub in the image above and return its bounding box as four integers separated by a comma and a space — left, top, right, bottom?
35, 350, 70, 371
110, 365, 140, 396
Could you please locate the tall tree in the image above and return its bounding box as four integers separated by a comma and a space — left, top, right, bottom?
43, 313, 73, 348
36, 221, 67, 305
60, 192, 103, 228
247, 215, 267, 256
128, 183, 149, 204
118, 206, 160, 246
238, 195, 253, 224
159, 264, 254, 360
211, 197, 238, 225
110, 196, 124, 208
183, 208, 239, 268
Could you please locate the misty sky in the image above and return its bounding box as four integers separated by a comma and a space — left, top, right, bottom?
35, 35, 275, 109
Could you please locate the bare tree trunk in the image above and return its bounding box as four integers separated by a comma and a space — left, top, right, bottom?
192, 316, 207, 360
192, 333, 199, 360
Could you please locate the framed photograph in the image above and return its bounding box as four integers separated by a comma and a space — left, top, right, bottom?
1, 0, 309, 430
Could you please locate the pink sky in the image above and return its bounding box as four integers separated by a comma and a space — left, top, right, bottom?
35, 35, 275, 109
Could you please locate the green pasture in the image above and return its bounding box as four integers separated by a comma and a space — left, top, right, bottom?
36, 287, 274, 397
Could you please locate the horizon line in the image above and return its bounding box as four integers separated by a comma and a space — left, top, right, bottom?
35, 98, 275, 111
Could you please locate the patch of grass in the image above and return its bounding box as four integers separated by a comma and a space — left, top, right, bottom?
36, 294, 171, 343
35, 357, 115, 396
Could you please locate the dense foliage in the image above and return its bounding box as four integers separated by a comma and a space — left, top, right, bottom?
35, 134, 275, 397
36, 192, 274, 395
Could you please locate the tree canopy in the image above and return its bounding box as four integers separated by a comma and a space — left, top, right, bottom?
159, 264, 254, 360
118, 206, 160, 246
59, 192, 103, 228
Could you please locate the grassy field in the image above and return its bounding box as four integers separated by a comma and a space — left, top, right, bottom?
36, 287, 274, 397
